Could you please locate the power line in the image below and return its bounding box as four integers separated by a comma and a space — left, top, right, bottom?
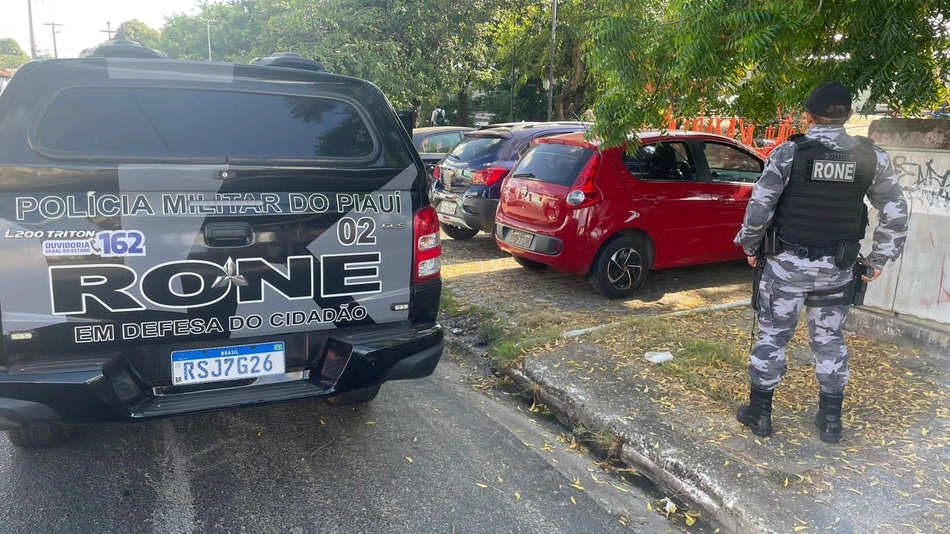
43, 22, 63, 59
547, 0, 557, 121
26, 0, 37, 59
200, 17, 215, 62
101, 22, 115, 40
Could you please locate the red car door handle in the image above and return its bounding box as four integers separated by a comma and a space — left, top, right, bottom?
720, 197, 736, 204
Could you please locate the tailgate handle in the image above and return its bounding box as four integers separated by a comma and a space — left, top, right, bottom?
204, 222, 253, 247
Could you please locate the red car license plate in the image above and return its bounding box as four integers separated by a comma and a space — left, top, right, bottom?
507, 229, 533, 249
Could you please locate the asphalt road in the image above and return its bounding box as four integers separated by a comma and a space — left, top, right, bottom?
0, 349, 677, 534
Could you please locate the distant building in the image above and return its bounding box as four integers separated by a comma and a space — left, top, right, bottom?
0, 71, 12, 94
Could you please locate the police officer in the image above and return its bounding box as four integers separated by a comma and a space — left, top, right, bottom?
734, 82, 909, 443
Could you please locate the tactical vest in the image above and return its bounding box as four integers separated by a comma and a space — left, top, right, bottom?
773, 135, 876, 249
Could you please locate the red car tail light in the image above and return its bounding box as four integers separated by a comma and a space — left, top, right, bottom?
565, 153, 602, 209
433, 165, 441, 181
472, 167, 508, 186
414, 206, 441, 283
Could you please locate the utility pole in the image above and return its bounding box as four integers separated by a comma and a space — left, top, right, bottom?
43, 22, 63, 59
101, 22, 115, 40
200, 17, 215, 62
26, 0, 37, 59
547, 0, 557, 121
509, 31, 516, 122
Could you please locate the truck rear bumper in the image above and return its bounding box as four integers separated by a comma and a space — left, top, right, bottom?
0, 324, 443, 428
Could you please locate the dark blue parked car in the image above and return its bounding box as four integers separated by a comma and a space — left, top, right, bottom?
431, 122, 590, 239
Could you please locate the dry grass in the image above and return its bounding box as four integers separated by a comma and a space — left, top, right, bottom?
582, 306, 950, 531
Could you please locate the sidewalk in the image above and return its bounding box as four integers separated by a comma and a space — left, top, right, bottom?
495, 305, 950, 533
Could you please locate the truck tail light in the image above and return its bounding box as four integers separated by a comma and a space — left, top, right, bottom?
414, 206, 441, 283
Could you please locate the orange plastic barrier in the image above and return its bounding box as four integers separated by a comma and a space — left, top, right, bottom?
662, 108, 808, 158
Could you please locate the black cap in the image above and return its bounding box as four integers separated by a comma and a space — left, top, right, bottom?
803, 82, 852, 118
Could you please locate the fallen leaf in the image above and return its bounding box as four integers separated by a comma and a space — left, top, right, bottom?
570, 496, 577, 504
515, 492, 521, 501
476, 483, 488, 489
405, 457, 413, 463
319, 419, 326, 425
784, 477, 789, 487
685, 514, 696, 526
794, 527, 807, 532
647, 502, 653, 512
365, 421, 376, 425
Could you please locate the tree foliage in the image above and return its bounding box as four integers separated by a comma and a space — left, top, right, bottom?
0, 38, 30, 70
254, 0, 504, 120
110, 0, 950, 136
587, 0, 950, 149
158, 1, 262, 62
481, 2, 601, 122
114, 19, 162, 50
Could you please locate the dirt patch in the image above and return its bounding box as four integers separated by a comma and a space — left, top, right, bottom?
440, 233, 752, 337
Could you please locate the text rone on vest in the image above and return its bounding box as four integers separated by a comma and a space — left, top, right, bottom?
811, 160, 857, 182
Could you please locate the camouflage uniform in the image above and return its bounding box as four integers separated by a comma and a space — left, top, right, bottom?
735, 124, 909, 395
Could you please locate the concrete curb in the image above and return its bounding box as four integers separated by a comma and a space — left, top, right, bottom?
847, 306, 950, 354
444, 331, 774, 533
504, 367, 774, 534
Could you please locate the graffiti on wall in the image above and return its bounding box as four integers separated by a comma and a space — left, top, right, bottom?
892, 155, 950, 209
879, 152, 950, 318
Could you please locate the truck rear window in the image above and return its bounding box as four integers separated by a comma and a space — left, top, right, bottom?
512, 143, 594, 186
36, 87, 376, 160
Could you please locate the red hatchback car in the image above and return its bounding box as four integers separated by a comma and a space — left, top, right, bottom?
494, 131, 765, 297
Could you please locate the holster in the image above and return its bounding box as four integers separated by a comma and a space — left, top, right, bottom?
751, 229, 778, 311
850, 262, 872, 306
751, 252, 765, 311
834, 241, 862, 269
762, 228, 781, 256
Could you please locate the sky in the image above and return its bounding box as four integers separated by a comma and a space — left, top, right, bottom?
1, 0, 203, 58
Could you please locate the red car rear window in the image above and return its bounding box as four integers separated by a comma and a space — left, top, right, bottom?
510, 143, 594, 186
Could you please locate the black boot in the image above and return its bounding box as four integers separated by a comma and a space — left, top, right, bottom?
736, 385, 773, 437
815, 391, 844, 443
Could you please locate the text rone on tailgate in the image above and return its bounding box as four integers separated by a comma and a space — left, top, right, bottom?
48, 254, 382, 315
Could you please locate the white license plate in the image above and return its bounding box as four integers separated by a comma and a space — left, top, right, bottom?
438, 201, 457, 214
171, 342, 286, 386
507, 230, 534, 249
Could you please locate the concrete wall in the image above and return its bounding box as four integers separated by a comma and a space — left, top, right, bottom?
864, 119, 950, 327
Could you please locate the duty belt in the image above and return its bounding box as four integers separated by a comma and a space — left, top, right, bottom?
781, 242, 836, 260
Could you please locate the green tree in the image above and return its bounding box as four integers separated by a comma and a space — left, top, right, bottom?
255, 0, 504, 123
159, 1, 263, 62
587, 0, 950, 149
114, 19, 162, 49
0, 38, 30, 70
486, 2, 601, 122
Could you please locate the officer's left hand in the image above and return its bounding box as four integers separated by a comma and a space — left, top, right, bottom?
747, 255, 757, 268
862, 268, 883, 282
